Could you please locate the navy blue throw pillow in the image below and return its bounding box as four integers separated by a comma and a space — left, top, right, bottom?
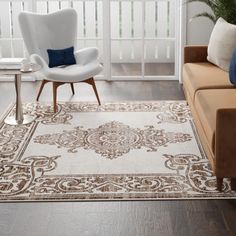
229, 48, 236, 85
47, 46, 76, 68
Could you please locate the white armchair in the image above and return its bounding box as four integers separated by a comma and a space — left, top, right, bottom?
18, 8, 102, 112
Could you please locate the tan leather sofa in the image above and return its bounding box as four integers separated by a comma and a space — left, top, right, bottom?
183, 45, 236, 191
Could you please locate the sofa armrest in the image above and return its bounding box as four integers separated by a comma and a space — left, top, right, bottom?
184, 46, 208, 64
215, 109, 236, 177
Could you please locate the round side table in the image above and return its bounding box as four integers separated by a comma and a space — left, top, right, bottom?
0, 63, 41, 125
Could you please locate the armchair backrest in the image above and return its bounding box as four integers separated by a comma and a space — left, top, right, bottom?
19, 9, 77, 63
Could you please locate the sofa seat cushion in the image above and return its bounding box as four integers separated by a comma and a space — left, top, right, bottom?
183, 62, 233, 102
195, 89, 236, 154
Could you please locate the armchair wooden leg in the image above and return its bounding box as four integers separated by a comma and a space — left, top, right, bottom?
70, 83, 75, 95
217, 177, 223, 192
85, 78, 101, 105
36, 80, 49, 101
52, 82, 64, 113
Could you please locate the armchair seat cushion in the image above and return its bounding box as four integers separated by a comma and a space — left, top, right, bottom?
44, 62, 102, 83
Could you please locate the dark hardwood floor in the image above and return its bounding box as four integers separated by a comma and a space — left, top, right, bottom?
0, 80, 235, 236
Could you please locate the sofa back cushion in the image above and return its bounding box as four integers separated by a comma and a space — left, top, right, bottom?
183, 62, 232, 102
207, 18, 236, 72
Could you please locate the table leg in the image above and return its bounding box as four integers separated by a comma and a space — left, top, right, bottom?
4, 74, 36, 125
15, 74, 24, 123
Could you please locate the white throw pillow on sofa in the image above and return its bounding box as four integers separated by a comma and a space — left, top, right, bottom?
207, 17, 236, 72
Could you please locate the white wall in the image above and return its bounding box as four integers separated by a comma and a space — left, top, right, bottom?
186, 2, 214, 45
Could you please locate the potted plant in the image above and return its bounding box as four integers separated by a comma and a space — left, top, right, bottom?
186, 0, 236, 24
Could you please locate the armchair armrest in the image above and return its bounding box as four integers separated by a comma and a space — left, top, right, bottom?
30, 54, 49, 71
184, 45, 208, 64
74, 47, 99, 65
215, 108, 236, 177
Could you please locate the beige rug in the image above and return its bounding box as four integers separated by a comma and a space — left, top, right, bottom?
0, 101, 235, 201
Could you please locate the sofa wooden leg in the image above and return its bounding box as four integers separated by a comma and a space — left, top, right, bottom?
231, 178, 236, 191
217, 177, 223, 192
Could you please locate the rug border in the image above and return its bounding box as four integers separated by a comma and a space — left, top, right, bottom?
0, 100, 188, 124
1, 100, 236, 202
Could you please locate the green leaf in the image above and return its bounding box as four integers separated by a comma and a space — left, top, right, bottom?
191, 12, 216, 23
186, 0, 236, 24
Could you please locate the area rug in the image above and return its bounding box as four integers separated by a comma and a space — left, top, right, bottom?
0, 101, 235, 201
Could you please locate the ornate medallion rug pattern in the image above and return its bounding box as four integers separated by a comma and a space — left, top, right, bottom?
0, 101, 235, 201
